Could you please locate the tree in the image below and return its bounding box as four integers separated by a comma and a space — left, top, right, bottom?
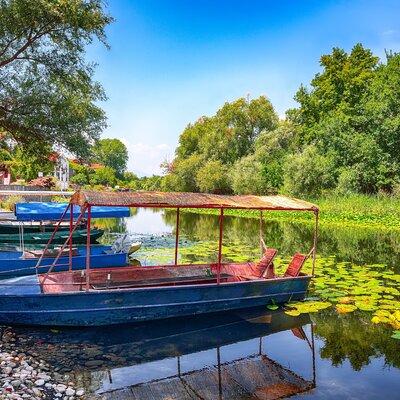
283, 145, 336, 197
0, 0, 112, 157
92, 138, 128, 177
89, 166, 117, 187
195, 160, 230, 194
166, 96, 279, 193
231, 154, 267, 195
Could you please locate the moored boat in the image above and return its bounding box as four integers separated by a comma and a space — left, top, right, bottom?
0, 228, 104, 244
0, 245, 128, 278
0, 190, 319, 326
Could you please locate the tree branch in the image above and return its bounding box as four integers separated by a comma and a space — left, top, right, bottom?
0, 24, 55, 68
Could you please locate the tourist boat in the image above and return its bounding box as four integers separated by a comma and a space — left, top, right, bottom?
0, 191, 319, 326
0, 245, 128, 278
0, 228, 104, 244
0, 201, 129, 234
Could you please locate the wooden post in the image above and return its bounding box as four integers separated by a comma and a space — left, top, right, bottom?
217, 208, 224, 284
259, 211, 263, 256
69, 203, 73, 271
174, 207, 180, 266
85, 205, 91, 291
311, 210, 319, 276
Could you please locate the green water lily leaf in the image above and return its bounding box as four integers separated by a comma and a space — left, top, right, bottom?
267, 304, 279, 310
391, 331, 400, 340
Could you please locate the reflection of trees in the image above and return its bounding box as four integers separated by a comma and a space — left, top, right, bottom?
313, 310, 400, 371
163, 211, 400, 271
93, 217, 127, 233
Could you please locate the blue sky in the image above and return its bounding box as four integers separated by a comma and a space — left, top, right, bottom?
88, 0, 400, 176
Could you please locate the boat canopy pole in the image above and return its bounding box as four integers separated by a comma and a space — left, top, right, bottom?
85, 205, 92, 291
40, 208, 86, 285
311, 210, 319, 276
69, 203, 73, 271
174, 207, 180, 266
35, 203, 71, 272
259, 211, 264, 256
217, 208, 224, 284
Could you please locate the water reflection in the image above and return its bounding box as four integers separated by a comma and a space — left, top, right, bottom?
9, 309, 315, 399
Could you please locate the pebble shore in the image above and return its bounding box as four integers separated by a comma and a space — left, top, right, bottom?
0, 329, 86, 400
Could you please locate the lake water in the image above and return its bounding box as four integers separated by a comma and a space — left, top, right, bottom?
7, 209, 400, 399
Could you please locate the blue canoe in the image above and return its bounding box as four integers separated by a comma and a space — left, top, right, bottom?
0, 263, 311, 326
0, 246, 127, 278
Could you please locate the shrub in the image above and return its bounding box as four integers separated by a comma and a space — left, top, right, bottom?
283, 145, 336, 197
1, 195, 24, 211
196, 160, 231, 193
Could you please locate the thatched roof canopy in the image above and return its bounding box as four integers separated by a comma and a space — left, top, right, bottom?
70, 190, 318, 212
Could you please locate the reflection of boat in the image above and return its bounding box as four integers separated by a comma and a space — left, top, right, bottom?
0, 228, 104, 244
12, 309, 315, 398
94, 310, 315, 399
0, 245, 127, 278
0, 191, 319, 326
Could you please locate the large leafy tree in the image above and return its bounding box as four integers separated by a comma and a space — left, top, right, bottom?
0, 0, 112, 157
165, 96, 279, 193
92, 138, 128, 177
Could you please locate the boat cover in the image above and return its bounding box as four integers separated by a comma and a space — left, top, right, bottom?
15, 202, 130, 221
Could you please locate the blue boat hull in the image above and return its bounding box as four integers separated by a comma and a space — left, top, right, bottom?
0, 246, 127, 278
0, 275, 311, 326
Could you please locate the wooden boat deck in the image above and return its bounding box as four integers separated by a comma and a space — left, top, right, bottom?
39, 263, 270, 293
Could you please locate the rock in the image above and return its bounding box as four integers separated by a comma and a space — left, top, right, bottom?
10, 379, 21, 388
56, 384, 67, 393
45, 383, 52, 389
32, 387, 42, 397
65, 387, 75, 396
76, 389, 84, 397
55, 394, 62, 398
84, 360, 104, 368
4, 366, 12, 375
34, 379, 45, 386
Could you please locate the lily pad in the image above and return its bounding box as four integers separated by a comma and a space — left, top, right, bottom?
336, 304, 357, 314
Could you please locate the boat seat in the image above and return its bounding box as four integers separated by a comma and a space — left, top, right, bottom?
258, 248, 278, 278
284, 253, 308, 277
91, 273, 232, 290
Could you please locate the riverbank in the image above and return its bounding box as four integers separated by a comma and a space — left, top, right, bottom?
182, 194, 400, 230
0, 328, 85, 399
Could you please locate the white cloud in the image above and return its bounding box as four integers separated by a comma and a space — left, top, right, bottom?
120, 139, 173, 177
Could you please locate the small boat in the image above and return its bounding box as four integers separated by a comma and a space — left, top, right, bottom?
0, 228, 104, 244
0, 222, 82, 234
0, 190, 319, 326
0, 245, 128, 278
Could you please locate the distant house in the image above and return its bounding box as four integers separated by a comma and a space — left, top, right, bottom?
53, 153, 70, 190
0, 167, 11, 185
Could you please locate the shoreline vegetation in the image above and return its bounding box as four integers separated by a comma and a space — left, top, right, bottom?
180, 194, 400, 231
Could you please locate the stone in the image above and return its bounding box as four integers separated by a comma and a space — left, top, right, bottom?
56, 384, 67, 393
75, 389, 84, 397
32, 387, 42, 397
65, 387, 75, 396
84, 360, 104, 368
34, 379, 45, 386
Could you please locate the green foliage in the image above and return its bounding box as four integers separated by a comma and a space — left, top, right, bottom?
231, 154, 267, 195
0, 144, 54, 181
166, 96, 279, 194
89, 166, 117, 186
0, 0, 112, 157
0, 195, 24, 211
163, 45, 400, 197
92, 138, 128, 177
195, 160, 230, 194
283, 145, 336, 197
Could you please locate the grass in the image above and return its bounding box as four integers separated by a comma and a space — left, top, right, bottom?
181, 194, 400, 230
